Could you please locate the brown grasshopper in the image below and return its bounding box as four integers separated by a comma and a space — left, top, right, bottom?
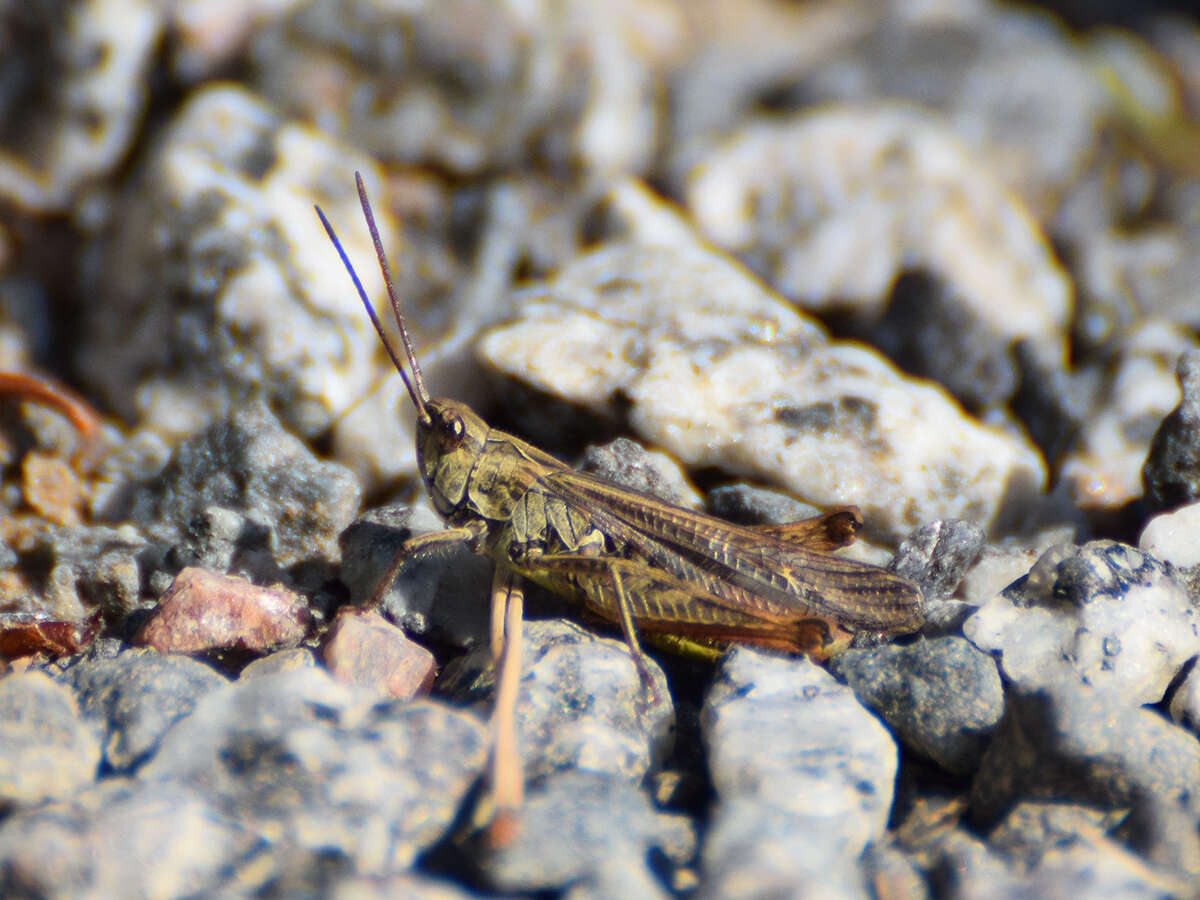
316, 173, 924, 837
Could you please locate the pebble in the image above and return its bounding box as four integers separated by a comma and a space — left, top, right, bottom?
0, 0, 162, 212
441, 619, 674, 784
239, 646, 317, 679
684, 106, 1071, 409
1061, 322, 1196, 510
579, 436, 704, 509
889, 518, 986, 603
247, 2, 672, 176
0, 670, 100, 808
0, 523, 146, 624
1143, 349, 1200, 512
970, 680, 1200, 832
1139, 499, 1200, 568
20, 451, 85, 526
705, 483, 821, 527
63, 647, 228, 773
122, 403, 361, 573
321, 606, 435, 699
831, 636, 1004, 775
791, 6, 1109, 212
476, 769, 694, 896
0, 780, 246, 898
6, 3, 1200, 896
137, 667, 489, 874
480, 188, 1046, 541
700, 647, 899, 892
964, 540, 1200, 705
73, 84, 412, 486
135, 566, 310, 654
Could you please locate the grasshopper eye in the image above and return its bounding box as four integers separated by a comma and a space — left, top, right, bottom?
436, 409, 466, 450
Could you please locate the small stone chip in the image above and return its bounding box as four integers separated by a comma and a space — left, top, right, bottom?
135, 567, 310, 654
22, 451, 84, 527
321, 607, 435, 700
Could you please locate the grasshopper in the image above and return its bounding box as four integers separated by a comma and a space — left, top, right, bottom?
316, 173, 924, 836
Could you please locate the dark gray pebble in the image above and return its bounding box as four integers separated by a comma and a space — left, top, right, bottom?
831, 636, 1003, 775
1143, 349, 1200, 512
121, 403, 361, 572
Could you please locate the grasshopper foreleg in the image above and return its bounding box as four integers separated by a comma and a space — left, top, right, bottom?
369, 521, 487, 608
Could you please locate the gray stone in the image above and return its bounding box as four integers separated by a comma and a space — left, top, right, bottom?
890, 519, 985, 603
62, 647, 229, 772
479, 184, 1046, 542
700, 648, 899, 890
137, 667, 488, 873
964, 540, 1200, 706
0, 780, 246, 898
1062, 321, 1195, 510
442, 619, 674, 783
1143, 349, 1200, 512
249, 2, 661, 176
683, 106, 1071, 410
476, 770, 694, 895
579, 437, 703, 509
161, 505, 282, 586
4, 523, 147, 624
123, 403, 361, 571
969, 681, 1200, 829
0, 671, 100, 809
706, 483, 821, 526
0, 0, 162, 211
832, 636, 1004, 775
75, 84, 410, 487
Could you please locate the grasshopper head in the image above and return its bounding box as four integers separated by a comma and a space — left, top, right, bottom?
415, 398, 489, 516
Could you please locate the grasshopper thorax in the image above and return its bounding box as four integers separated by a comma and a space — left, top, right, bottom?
416, 398, 490, 516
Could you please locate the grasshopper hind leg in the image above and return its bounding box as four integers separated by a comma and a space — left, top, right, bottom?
609, 563, 664, 706
485, 568, 525, 847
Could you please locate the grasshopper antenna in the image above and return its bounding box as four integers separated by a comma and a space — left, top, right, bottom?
314, 175, 433, 427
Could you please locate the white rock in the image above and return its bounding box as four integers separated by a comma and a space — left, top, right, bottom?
685, 105, 1072, 350
480, 188, 1045, 541
1060, 320, 1195, 510
0, 0, 162, 211
1139, 500, 1200, 569
964, 541, 1200, 705
700, 648, 897, 890
77, 85, 413, 486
